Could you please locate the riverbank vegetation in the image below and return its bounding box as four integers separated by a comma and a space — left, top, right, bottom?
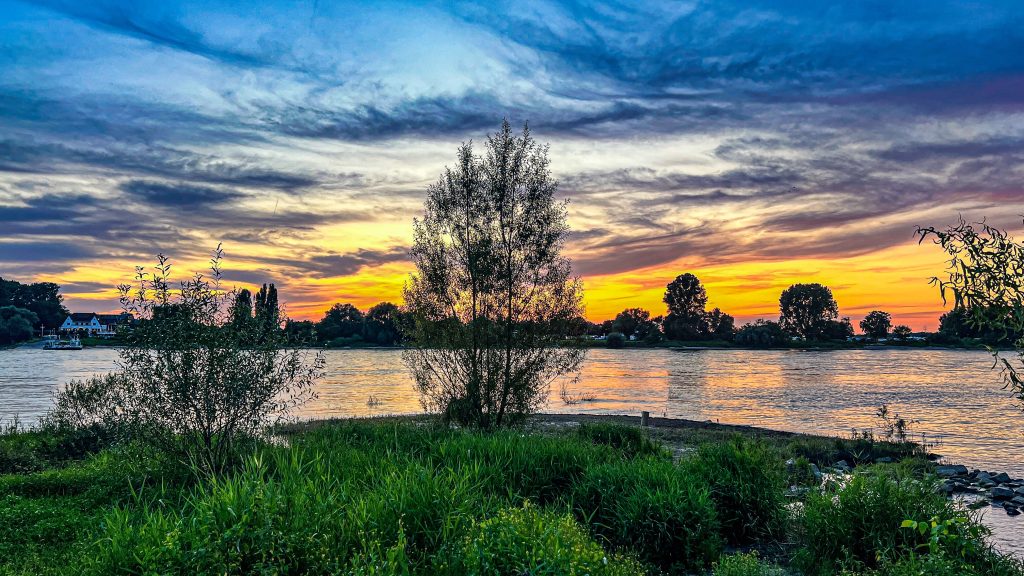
1, 416, 1021, 576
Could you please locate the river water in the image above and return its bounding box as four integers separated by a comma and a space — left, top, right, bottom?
2, 346, 1022, 552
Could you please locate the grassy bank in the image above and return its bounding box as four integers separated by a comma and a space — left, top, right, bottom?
1, 416, 1021, 575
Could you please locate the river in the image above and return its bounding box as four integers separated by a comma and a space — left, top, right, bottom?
2, 346, 1023, 552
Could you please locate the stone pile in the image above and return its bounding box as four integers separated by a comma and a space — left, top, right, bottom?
936, 465, 1024, 516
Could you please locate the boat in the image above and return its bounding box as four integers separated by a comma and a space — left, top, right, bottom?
43, 337, 83, 350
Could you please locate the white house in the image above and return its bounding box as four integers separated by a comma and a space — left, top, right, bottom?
61, 313, 102, 334
60, 313, 131, 336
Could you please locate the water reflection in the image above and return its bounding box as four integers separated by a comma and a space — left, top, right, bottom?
1, 347, 1020, 475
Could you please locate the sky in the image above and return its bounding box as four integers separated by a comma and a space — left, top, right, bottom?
1, 0, 1023, 330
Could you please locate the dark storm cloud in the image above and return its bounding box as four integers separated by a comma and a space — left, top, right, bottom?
303, 248, 409, 278
121, 180, 246, 208
0, 241, 98, 262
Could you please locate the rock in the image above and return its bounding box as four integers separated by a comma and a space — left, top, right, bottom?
1007, 505, 1021, 516
1012, 496, 1024, 507
1014, 486, 1024, 496
993, 472, 1012, 483
810, 464, 822, 481
992, 486, 1015, 500
977, 472, 993, 482
936, 464, 969, 478
834, 460, 851, 472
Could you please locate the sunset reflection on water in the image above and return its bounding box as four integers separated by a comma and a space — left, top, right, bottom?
2, 347, 1020, 476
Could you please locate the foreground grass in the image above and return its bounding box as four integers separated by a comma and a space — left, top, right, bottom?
1, 418, 1021, 575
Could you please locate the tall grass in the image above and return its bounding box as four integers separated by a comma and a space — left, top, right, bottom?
4, 419, 1022, 576
571, 458, 723, 572
683, 436, 788, 544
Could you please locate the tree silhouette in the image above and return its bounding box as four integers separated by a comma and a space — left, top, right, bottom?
317, 303, 364, 341
403, 120, 585, 428
611, 308, 650, 339
859, 310, 892, 339
662, 273, 710, 340
779, 283, 839, 340
363, 302, 404, 345
228, 288, 253, 331
892, 325, 913, 341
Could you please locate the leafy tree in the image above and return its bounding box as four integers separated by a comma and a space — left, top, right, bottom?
403, 120, 585, 428
823, 317, 855, 341
565, 316, 597, 338
228, 288, 253, 332
0, 277, 68, 331
662, 273, 710, 340
254, 283, 280, 335
599, 319, 615, 336
317, 303, 365, 341
892, 325, 913, 341
363, 302, 404, 346
779, 283, 840, 340
938, 307, 974, 337
612, 308, 650, 339
47, 248, 324, 474
284, 319, 316, 342
707, 307, 736, 341
734, 320, 789, 348
918, 218, 1024, 406
0, 305, 38, 345
642, 315, 665, 343
859, 310, 892, 339
606, 332, 626, 349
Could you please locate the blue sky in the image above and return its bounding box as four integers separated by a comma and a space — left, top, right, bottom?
2, 0, 1023, 324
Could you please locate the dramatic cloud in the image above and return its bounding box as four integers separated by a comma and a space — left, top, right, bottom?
1, 0, 1023, 326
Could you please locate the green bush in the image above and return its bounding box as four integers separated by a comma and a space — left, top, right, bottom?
576, 423, 665, 459
0, 426, 114, 474
714, 552, 784, 576
794, 468, 955, 574
875, 553, 1024, 576
451, 503, 643, 576
683, 437, 787, 544
572, 459, 722, 572
606, 331, 626, 348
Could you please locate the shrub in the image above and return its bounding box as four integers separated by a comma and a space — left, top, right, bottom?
0, 305, 38, 345
451, 503, 643, 576
47, 249, 325, 474
683, 437, 788, 544
714, 552, 784, 576
877, 553, 1024, 576
794, 467, 955, 574
572, 459, 722, 572
606, 331, 626, 348
735, 320, 789, 348
0, 425, 113, 474
576, 423, 665, 459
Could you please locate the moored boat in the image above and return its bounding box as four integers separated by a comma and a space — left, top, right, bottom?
43, 337, 83, 350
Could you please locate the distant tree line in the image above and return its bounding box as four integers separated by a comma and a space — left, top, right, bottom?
263, 270, 1003, 351
586, 275, 928, 349
0, 277, 68, 345
296, 301, 408, 347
